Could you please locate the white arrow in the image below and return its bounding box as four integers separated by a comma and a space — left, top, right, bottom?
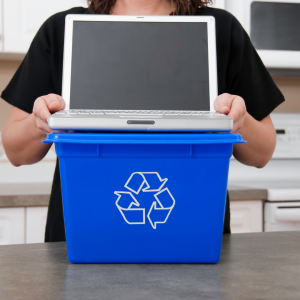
124, 172, 167, 194
147, 188, 175, 229
142, 173, 168, 192
115, 191, 145, 224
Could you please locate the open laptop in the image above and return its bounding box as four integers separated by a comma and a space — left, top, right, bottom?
48, 15, 233, 132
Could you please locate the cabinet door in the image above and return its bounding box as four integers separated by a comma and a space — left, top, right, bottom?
3, 0, 87, 53
25, 206, 48, 243
264, 202, 300, 232
230, 200, 263, 233
0, 208, 25, 245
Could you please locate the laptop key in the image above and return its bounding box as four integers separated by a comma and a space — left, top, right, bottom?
104, 111, 120, 114
91, 111, 104, 115
191, 112, 203, 115
165, 112, 179, 115
149, 111, 164, 115
55, 111, 66, 114
65, 110, 78, 114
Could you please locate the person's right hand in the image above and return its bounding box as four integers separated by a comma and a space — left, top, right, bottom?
32, 94, 65, 135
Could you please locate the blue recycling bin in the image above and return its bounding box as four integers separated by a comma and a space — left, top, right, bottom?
44, 133, 245, 264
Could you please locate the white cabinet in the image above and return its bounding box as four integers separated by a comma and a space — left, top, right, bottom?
210, 0, 226, 9
0, 208, 25, 245
264, 202, 300, 232
0, 0, 3, 51
230, 200, 263, 233
26, 207, 48, 243
2, 0, 87, 53
0, 206, 48, 245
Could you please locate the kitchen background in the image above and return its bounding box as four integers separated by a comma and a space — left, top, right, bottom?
0, 0, 300, 244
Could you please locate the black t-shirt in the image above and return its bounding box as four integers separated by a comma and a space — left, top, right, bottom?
1, 7, 284, 241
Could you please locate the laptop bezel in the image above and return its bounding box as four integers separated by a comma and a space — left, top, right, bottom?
62, 14, 218, 112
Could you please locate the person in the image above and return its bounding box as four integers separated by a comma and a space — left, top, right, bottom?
1, 0, 284, 242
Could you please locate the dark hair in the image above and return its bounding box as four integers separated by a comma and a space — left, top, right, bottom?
87, 0, 213, 15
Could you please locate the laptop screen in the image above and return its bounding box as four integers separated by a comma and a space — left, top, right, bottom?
70, 21, 210, 111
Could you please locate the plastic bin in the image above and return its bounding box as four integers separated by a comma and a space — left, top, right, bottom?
44, 133, 245, 263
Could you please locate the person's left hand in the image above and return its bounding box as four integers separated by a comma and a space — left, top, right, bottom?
214, 93, 247, 133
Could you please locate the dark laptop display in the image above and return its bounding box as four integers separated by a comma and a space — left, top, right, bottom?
70, 21, 210, 111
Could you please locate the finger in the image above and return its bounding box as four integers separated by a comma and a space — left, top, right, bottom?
228, 97, 246, 122
52, 130, 68, 133
36, 117, 66, 135
33, 94, 66, 123
33, 97, 52, 123
228, 97, 246, 132
231, 118, 244, 133
45, 94, 65, 113
35, 116, 53, 135
214, 93, 234, 115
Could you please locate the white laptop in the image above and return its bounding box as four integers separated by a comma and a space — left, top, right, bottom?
48, 15, 233, 132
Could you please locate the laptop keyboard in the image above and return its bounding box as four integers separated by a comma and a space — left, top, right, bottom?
56, 110, 219, 116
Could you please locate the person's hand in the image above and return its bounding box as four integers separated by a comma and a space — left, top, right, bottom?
32, 94, 65, 135
214, 93, 246, 133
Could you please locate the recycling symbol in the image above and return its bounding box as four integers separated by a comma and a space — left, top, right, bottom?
115, 172, 175, 229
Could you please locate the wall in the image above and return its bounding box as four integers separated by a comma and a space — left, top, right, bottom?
273, 77, 300, 113
0, 60, 21, 131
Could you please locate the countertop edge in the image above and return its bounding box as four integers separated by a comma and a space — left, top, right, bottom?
0, 195, 50, 208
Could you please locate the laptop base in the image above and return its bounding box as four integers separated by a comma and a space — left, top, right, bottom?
48, 110, 233, 132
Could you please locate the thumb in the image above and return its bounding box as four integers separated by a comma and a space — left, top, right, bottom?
49, 101, 62, 113
214, 100, 231, 115
214, 94, 232, 115
217, 105, 231, 115
46, 94, 65, 113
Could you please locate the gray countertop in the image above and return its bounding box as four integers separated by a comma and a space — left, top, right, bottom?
0, 182, 52, 196
0, 182, 268, 208
0, 183, 51, 207
227, 184, 267, 200
1, 231, 299, 300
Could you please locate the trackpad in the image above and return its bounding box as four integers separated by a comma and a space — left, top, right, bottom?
127, 120, 155, 125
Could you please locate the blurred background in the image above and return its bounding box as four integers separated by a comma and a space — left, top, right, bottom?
0, 0, 299, 244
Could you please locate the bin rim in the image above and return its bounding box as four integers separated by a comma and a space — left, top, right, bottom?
44, 133, 245, 144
